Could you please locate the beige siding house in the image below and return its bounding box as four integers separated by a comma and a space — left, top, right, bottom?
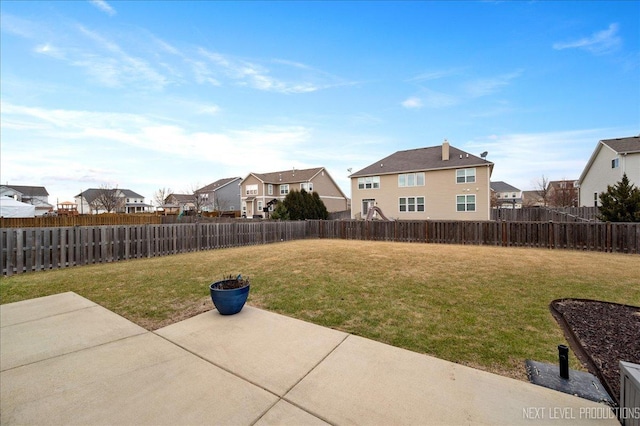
240, 167, 348, 218
350, 141, 494, 220
578, 136, 640, 207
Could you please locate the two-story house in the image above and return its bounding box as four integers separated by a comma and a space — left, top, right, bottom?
240, 167, 348, 218
0, 185, 53, 216
162, 194, 196, 215
76, 188, 151, 214
350, 141, 494, 220
578, 136, 640, 207
196, 177, 242, 212
490, 181, 522, 209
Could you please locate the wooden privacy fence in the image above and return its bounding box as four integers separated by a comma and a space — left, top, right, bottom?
306, 220, 640, 253
1, 221, 307, 276
2, 220, 638, 275
491, 207, 599, 222
0, 214, 162, 228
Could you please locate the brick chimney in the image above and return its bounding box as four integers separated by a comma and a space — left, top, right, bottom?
442, 139, 450, 161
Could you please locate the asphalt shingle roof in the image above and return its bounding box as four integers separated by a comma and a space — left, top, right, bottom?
198, 177, 241, 193
490, 181, 520, 192
3, 185, 49, 197
351, 144, 493, 177
252, 167, 323, 184
601, 136, 640, 154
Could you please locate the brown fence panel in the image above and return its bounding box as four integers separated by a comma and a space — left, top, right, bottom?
2, 220, 638, 275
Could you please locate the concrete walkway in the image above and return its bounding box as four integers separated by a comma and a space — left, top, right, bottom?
1, 292, 618, 425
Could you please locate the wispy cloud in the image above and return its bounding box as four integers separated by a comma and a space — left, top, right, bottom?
553, 23, 621, 54
408, 68, 465, 82
34, 43, 65, 59
463, 70, 523, 98
401, 97, 423, 109
89, 0, 116, 16
70, 25, 169, 89
402, 69, 521, 111
197, 48, 347, 94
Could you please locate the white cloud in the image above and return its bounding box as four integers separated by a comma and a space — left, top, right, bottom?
34, 43, 65, 59
401, 97, 423, 109
89, 0, 116, 16
0, 101, 315, 202
553, 23, 621, 54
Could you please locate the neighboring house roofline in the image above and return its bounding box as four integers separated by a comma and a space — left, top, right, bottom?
1, 185, 49, 197
245, 167, 325, 184
490, 181, 521, 192
578, 136, 640, 184
197, 177, 242, 193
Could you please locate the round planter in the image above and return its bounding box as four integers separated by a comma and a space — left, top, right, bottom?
209, 280, 250, 315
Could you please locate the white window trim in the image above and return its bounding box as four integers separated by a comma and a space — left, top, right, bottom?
456, 194, 476, 212
280, 184, 289, 195
456, 168, 476, 184
399, 196, 425, 212
398, 173, 425, 187
246, 184, 258, 195
358, 176, 380, 190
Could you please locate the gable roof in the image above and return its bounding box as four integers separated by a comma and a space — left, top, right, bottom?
250, 167, 324, 184
77, 188, 144, 203
197, 177, 241, 193
166, 194, 194, 203
490, 181, 520, 192
350, 144, 493, 178
578, 136, 640, 184
1, 185, 49, 197
601, 136, 640, 154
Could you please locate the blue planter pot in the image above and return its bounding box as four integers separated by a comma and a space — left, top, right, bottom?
209, 280, 250, 315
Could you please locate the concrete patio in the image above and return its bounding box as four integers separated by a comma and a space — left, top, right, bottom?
0, 292, 618, 425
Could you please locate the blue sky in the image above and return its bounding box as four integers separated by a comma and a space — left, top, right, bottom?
1, 1, 639, 206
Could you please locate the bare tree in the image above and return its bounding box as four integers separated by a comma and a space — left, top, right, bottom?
189, 183, 215, 213
535, 175, 550, 207
549, 180, 578, 207
154, 187, 172, 207
93, 184, 122, 213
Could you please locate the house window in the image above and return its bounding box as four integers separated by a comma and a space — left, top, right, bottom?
398, 173, 425, 187
258, 201, 263, 211
268, 184, 273, 195
280, 184, 289, 195
612, 158, 619, 168
399, 197, 425, 212
456, 195, 476, 212
301, 182, 313, 192
246, 184, 258, 195
456, 168, 476, 183
358, 176, 380, 189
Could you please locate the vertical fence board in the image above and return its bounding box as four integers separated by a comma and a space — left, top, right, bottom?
2, 220, 638, 275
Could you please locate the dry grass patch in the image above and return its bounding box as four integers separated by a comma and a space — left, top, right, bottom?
2, 239, 638, 381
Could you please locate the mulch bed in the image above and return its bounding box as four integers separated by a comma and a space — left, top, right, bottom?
550, 299, 640, 405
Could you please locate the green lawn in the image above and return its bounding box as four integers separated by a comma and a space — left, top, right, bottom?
2, 239, 638, 381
